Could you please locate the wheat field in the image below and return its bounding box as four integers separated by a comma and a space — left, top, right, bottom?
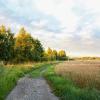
55, 61, 100, 90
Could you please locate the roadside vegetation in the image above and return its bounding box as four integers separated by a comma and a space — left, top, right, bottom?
0, 61, 59, 100
44, 61, 100, 100
29, 61, 60, 78
0, 64, 32, 100
1, 61, 100, 100
29, 62, 53, 78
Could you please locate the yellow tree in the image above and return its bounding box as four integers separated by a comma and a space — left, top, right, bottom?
14, 27, 44, 62
46, 47, 54, 61
52, 50, 57, 60
14, 27, 34, 62
0, 25, 6, 33
58, 50, 66, 60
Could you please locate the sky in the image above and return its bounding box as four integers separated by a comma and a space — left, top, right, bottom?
0, 0, 100, 57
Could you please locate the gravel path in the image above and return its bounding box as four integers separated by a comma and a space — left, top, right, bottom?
6, 77, 59, 100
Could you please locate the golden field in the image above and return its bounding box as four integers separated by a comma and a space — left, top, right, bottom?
55, 61, 100, 90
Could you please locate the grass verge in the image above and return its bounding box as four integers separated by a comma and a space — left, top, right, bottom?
29, 61, 59, 78
0, 61, 59, 100
44, 64, 100, 100
0, 64, 32, 100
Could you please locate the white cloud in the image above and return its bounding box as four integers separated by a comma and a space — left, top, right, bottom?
77, 0, 100, 13
0, 0, 100, 56
31, 19, 48, 30
35, 0, 79, 32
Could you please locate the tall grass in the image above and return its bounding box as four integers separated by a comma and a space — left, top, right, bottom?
0, 61, 58, 100
0, 64, 31, 100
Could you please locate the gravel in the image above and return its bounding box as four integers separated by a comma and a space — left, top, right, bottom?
6, 77, 59, 100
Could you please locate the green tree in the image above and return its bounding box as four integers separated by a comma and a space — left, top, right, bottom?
0, 25, 14, 64
32, 39, 44, 61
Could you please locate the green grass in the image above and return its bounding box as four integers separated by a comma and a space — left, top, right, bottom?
0, 62, 58, 100
0, 65, 31, 100
44, 64, 100, 100
29, 61, 59, 78
0, 61, 59, 100
1, 62, 100, 100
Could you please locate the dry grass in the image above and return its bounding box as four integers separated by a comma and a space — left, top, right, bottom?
55, 61, 100, 90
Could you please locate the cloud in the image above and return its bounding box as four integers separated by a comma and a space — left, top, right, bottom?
0, 0, 100, 56
35, 0, 79, 32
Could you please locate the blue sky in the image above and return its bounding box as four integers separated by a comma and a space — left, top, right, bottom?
0, 0, 100, 56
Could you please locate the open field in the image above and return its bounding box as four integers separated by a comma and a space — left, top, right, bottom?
55, 61, 100, 90
44, 61, 100, 100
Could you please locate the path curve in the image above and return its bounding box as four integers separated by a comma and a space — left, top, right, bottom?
6, 76, 59, 100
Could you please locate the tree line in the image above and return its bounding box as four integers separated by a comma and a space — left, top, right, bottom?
0, 25, 67, 64
43, 48, 67, 61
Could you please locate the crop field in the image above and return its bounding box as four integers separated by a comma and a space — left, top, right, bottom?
44, 61, 100, 100
55, 61, 100, 90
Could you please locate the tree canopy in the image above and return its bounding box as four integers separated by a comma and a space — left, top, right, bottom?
0, 25, 68, 64
44, 47, 67, 61
14, 27, 44, 62
0, 25, 14, 64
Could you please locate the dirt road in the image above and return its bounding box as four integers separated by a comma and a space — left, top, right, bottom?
6, 76, 59, 100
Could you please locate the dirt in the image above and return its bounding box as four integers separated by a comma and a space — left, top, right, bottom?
6, 76, 59, 100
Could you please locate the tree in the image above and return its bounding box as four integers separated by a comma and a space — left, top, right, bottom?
0, 25, 6, 33
42, 51, 48, 61
44, 48, 67, 61
0, 25, 68, 63
46, 48, 53, 61
14, 27, 33, 62
52, 50, 57, 60
32, 39, 44, 61
46, 48, 57, 61
58, 50, 67, 60
14, 27, 44, 62
0, 25, 14, 64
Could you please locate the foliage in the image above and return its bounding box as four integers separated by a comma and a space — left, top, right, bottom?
43, 47, 67, 61
58, 50, 67, 60
32, 39, 44, 61
0, 26, 44, 63
0, 25, 67, 63
46, 48, 55, 61
14, 27, 34, 62
0, 25, 14, 64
